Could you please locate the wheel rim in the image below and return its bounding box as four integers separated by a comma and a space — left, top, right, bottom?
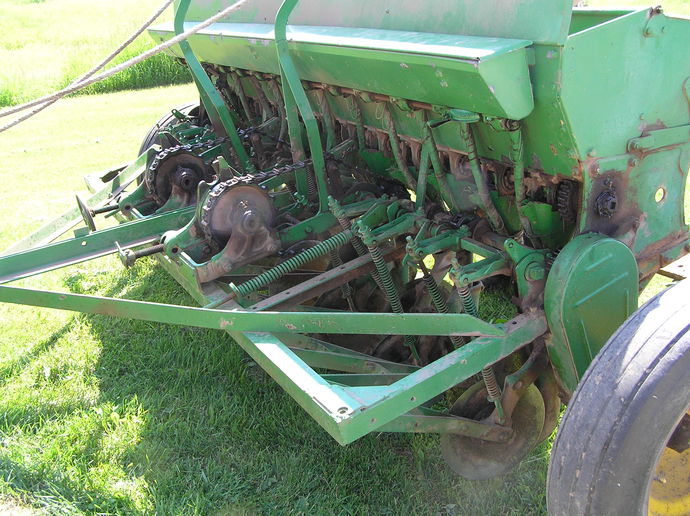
648, 411, 690, 516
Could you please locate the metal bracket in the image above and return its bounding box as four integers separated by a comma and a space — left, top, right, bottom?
628, 124, 689, 153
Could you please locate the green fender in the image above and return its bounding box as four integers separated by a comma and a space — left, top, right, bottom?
544, 233, 638, 395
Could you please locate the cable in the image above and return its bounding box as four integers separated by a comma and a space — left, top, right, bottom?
0, 0, 175, 134
0, 0, 248, 131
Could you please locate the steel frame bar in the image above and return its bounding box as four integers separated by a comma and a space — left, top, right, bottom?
0, 207, 195, 284
321, 373, 410, 386
276, 333, 419, 374
275, 0, 329, 212
175, 0, 254, 171
0, 285, 504, 337
377, 413, 512, 441
229, 311, 545, 444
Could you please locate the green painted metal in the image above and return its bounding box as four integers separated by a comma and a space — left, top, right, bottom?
544, 233, 638, 394
174, 0, 254, 171
561, 9, 690, 161
0, 280, 545, 444
228, 312, 546, 444
150, 23, 534, 120
274, 0, 328, 211
179, 0, 573, 44
0, 207, 195, 284
0, 285, 504, 337
151, 5, 690, 184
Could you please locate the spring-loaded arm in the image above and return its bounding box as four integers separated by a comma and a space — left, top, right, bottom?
405, 236, 466, 349
450, 258, 506, 422
359, 226, 421, 363
453, 111, 506, 235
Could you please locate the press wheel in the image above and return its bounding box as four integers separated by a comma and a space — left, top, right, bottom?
440, 382, 545, 480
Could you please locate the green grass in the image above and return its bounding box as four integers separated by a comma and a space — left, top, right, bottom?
0, 0, 191, 107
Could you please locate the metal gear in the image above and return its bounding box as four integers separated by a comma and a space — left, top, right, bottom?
556, 180, 578, 223
203, 184, 275, 246
198, 158, 312, 253
144, 145, 215, 208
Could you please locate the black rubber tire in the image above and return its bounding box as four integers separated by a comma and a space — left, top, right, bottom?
138, 102, 200, 155
547, 278, 690, 515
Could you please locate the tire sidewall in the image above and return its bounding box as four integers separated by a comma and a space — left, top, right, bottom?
548, 279, 690, 515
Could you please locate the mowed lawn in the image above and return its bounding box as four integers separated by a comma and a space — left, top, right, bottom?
0, 0, 189, 107
1, 2, 689, 515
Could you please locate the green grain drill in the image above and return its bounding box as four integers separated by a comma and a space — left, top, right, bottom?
2, 1, 689, 513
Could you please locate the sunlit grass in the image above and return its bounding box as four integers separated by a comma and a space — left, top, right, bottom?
0, 0, 190, 107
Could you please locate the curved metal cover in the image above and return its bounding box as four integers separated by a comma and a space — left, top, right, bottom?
544, 233, 638, 394
181, 0, 574, 45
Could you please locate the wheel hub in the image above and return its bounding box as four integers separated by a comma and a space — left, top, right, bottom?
144, 147, 214, 208
649, 411, 690, 516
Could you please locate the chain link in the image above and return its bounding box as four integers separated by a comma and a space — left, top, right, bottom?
199, 157, 313, 252
145, 124, 313, 253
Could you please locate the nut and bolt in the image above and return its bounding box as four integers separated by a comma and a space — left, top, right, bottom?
119, 243, 166, 268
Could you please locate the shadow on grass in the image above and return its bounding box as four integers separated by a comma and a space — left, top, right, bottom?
0, 323, 72, 388
1, 265, 550, 515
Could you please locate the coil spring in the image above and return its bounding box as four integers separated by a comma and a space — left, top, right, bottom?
457, 284, 503, 405
335, 213, 369, 257
330, 200, 384, 291
233, 230, 353, 298
306, 168, 317, 199
366, 240, 420, 362
423, 274, 465, 349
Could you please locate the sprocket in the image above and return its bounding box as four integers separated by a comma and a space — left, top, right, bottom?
144, 145, 215, 209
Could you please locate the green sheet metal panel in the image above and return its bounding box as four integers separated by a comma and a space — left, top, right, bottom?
568, 8, 635, 35
150, 23, 535, 119
179, 0, 573, 45
561, 9, 690, 160
544, 233, 638, 394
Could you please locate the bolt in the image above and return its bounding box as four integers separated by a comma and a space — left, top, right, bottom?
525, 263, 546, 281
118, 243, 165, 268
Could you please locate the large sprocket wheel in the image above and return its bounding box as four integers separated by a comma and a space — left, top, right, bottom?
144, 148, 215, 209
547, 278, 690, 515
441, 382, 545, 480
202, 183, 275, 249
